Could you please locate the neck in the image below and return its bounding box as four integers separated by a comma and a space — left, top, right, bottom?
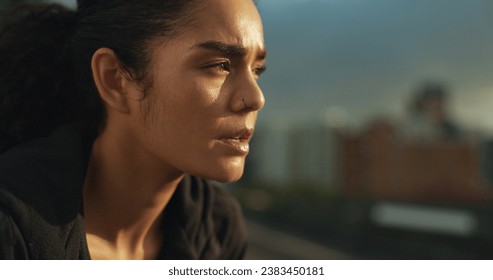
83, 129, 184, 259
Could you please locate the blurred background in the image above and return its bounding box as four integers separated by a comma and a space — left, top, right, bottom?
4, 0, 493, 259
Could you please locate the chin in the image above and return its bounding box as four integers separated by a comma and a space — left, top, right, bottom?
212, 171, 244, 183
192, 159, 245, 183
206, 166, 245, 183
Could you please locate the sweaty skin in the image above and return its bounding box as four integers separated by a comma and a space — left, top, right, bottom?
83, 0, 266, 259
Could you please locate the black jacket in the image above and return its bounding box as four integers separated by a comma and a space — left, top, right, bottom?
0, 124, 247, 259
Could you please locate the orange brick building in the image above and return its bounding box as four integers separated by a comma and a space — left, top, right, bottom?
338, 120, 493, 203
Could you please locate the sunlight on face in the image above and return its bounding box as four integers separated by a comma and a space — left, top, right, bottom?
129, 0, 266, 183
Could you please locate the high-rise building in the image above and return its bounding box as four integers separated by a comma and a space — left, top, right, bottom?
245, 118, 339, 188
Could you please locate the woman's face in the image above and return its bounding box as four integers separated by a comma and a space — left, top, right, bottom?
129, 0, 266, 182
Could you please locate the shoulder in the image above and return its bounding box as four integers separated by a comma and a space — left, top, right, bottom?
172, 176, 248, 259
0, 124, 92, 259
0, 124, 90, 207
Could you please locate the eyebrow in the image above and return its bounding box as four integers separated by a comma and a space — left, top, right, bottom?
196, 41, 267, 60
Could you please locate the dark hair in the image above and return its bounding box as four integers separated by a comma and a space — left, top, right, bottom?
0, 0, 196, 152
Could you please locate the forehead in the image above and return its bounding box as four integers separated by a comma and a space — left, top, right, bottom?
182, 0, 265, 51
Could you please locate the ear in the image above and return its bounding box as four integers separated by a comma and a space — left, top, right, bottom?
91, 48, 143, 114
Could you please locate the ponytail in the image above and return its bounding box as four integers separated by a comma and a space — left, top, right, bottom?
0, 4, 78, 152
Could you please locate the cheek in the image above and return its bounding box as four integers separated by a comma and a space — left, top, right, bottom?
189, 77, 226, 108
170, 78, 227, 126
143, 76, 225, 144
136, 70, 244, 181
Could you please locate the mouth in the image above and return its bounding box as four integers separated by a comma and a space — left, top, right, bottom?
218, 128, 253, 154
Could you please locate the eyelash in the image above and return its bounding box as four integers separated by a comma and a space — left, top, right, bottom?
213, 61, 231, 72
253, 65, 266, 77
207, 61, 266, 78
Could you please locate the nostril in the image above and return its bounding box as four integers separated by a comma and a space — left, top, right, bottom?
242, 98, 249, 111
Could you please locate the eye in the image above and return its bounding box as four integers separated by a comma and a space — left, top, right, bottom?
209, 61, 231, 73
253, 65, 266, 78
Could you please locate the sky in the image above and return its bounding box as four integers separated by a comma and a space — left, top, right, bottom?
255, 0, 493, 131
54, 0, 493, 132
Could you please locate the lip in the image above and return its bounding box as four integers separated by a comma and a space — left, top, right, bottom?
218, 128, 254, 154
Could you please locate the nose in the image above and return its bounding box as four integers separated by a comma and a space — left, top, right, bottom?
231, 72, 265, 113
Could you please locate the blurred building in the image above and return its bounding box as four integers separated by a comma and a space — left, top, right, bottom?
286, 122, 336, 186
338, 119, 493, 203
398, 82, 461, 143
245, 118, 340, 188
245, 122, 290, 185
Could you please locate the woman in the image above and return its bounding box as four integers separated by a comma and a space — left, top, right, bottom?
0, 0, 266, 259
